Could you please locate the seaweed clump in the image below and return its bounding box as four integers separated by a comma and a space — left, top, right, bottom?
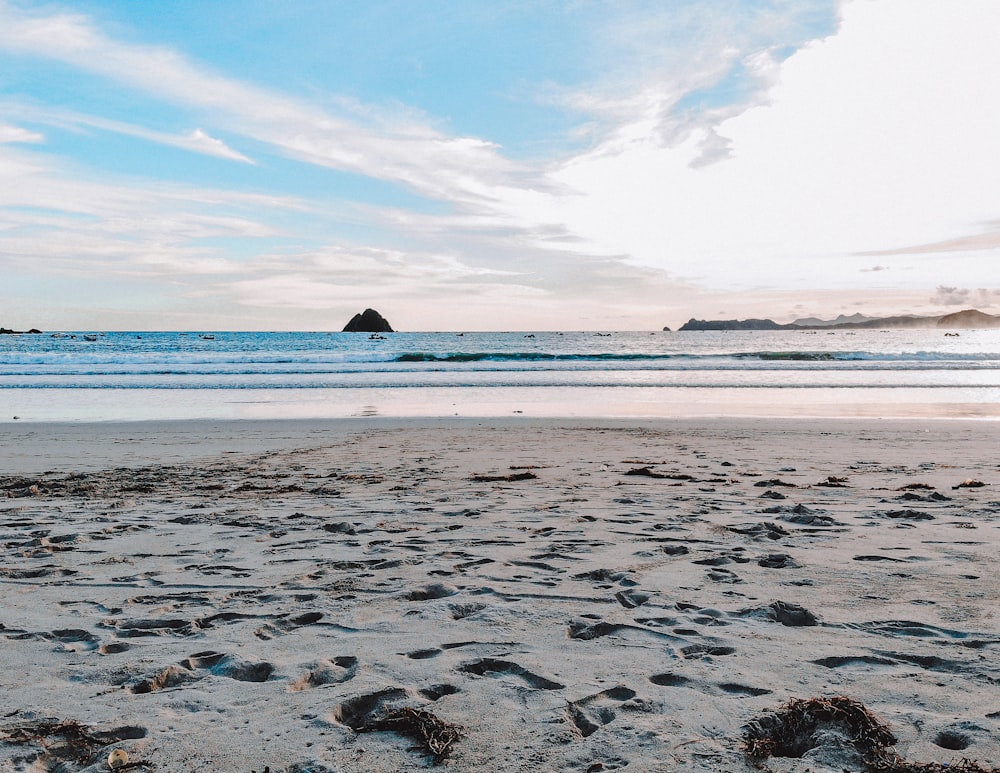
744, 696, 999, 772
470, 471, 537, 483
359, 707, 462, 763
0, 717, 146, 769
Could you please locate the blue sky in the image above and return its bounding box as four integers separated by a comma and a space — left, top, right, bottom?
1, 0, 998, 330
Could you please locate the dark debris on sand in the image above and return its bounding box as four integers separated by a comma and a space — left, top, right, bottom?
745, 696, 1000, 773
623, 466, 695, 480
469, 471, 537, 483
953, 479, 988, 490
0, 717, 148, 769
359, 707, 463, 764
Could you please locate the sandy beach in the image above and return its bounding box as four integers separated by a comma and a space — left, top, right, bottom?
1, 418, 998, 772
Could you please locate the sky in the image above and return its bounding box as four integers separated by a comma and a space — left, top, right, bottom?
1, 0, 998, 331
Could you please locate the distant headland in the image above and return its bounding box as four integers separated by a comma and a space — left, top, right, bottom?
678, 308, 1000, 331
0, 327, 42, 335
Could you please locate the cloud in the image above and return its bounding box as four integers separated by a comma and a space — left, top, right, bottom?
183, 129, 253, 163
0, 1, 524, 203
859, 222, 1000, 256
0, 122, 43, 143
549, 2, 835, 162
931, 286, 1000, 308
0, 0, 844, 302
3, 101, 256, 162
544, 0, 1000, 292
0, 141, 297, 280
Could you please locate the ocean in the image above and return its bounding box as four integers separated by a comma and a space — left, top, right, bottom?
1, 329, 999, 421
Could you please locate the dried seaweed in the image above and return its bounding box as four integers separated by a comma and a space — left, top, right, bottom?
361, 707, 462, 763
623, 466, 694, 480
1, 717, 148, 770
469, 472, 537, 483
745, 697, 1000, 773
874, 761, 1000, 773
1, 718, 107, 763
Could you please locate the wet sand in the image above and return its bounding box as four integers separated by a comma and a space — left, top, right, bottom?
1, 418, 998, 772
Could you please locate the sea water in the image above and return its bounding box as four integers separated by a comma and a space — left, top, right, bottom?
1, 329, 998, 421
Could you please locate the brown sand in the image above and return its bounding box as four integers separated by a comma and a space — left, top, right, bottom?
1, 418, 998, 772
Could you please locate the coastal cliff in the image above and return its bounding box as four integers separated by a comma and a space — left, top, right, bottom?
679, 308, 1000, 331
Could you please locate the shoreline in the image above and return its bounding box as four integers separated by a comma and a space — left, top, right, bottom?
4, 384, 1000, 425
2, 414, 999, 474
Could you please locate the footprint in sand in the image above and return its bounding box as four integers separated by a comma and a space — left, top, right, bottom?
448, 602, 486, 619
717, 683, 772, 697
614, 589, 650, 608
766, 601, 818, 626
128, 664, 196, 694
405, 582, 459, 601
254, 610, 330, 639
933, 722, 987, 751
648, 672, 771, 697
100, 616, 198, 637
649, 672, 690, 687
404, 648, 441, 659
98, 641, 131, 655
459, 658, 564, 690
812, 655, 898, 672
330, 687, 411, 729
9, 627, 102, 652
882, 508, 935, 521
128, 651, 273, 693
853, 554, 908, 563
757, 553, 800, 569
680, 643, 736, 658
567, 621, 626, 640
419, 683, 460, 701
289, 656, 359, 691
567, 686, 637, 737
706, 567, 743, 584
187, 651, 273, 681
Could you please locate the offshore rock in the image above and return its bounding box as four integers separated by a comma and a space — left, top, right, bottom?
342, 308, 394, 333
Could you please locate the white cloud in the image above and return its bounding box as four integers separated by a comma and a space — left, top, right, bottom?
931, 285, 1000, 308
183, 129, 253, 163
542, 0, 1000, 292
0, 122, 43, 143
859, 222, 1000, 256
0, 142, 295, 281
1, 101, 255, 162
0, 1, 524, 203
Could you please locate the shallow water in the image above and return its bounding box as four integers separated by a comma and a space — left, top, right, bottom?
2, 329, 998, 420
